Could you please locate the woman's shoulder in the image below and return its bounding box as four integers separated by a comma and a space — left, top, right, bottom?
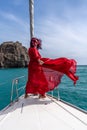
29, 47, 37, 53
29, 47, 34, 51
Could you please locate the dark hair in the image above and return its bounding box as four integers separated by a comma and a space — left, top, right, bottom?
30, 37, 42, 49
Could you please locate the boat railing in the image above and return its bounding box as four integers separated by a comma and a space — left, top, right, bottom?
9, 76, 87, 114
49, 88, 60, 100
10, 75, 61, 103
10, 75, 26, 103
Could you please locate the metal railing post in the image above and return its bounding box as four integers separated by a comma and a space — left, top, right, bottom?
10, 80, 14, 103
57, 89, 60, 101
10, 75, 26, 104
15, 79, 19, 101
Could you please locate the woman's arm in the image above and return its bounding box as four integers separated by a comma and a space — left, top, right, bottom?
38, 59, 44, 65
30, 47, 44, 65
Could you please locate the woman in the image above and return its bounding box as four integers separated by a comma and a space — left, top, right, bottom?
25, 37, 78, 98
25, 38, 49, 98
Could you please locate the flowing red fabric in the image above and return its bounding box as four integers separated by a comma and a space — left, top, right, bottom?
25, 47, 78, 95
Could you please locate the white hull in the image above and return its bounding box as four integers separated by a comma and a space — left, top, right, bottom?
0, 95, 87, 130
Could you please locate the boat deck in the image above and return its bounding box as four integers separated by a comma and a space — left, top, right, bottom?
0, 95, 87, 130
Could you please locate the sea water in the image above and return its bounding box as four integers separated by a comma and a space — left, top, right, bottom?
0, 66, 87, 111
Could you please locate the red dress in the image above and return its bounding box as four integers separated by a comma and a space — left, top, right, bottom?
25, 47, 78, 95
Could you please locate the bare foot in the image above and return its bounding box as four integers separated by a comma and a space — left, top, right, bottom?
39, 94, 46, 99
24, 94, 29, 98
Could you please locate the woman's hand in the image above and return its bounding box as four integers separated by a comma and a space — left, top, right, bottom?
38, 59, 44, 65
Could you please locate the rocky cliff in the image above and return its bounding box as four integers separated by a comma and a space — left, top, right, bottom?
0, 41, 29, 68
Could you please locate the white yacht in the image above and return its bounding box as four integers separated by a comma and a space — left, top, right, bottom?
0, 0, 87, 130
0, 75, 87, 130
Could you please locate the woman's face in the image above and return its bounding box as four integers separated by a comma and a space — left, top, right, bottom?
34, 40, 38, 47
31, 38, 41, 49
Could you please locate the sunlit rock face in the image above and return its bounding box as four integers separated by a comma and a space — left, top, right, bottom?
0, 41, 29, 68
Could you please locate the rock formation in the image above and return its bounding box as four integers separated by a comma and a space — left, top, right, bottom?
0, 41, 29, 68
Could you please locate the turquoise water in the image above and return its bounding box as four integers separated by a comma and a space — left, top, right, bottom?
0, 66, 87, 111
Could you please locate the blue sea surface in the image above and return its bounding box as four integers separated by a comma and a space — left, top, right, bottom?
0, 66, 87, 111
0, 68, 28, 110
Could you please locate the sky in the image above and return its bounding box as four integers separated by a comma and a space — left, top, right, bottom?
0, 0, 87, 65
